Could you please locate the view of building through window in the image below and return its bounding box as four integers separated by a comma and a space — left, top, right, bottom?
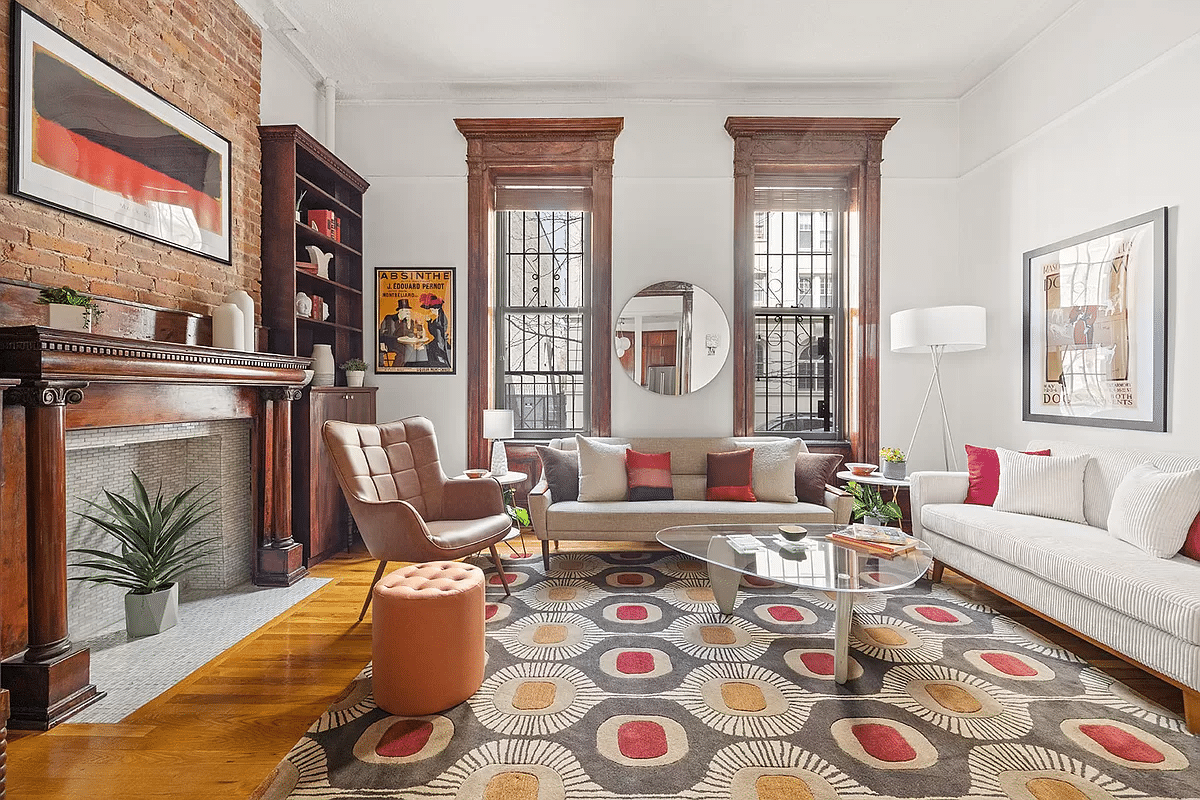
753, 206, 840, 437
496, 210, 590, 435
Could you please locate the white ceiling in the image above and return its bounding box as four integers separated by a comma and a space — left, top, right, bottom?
242, 0, 1081, 102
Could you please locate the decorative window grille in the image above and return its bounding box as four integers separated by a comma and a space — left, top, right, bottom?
752, 190, 843, 438
495, 209, 590, 436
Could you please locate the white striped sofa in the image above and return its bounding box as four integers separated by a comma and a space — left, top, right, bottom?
910, 440, 1200, 733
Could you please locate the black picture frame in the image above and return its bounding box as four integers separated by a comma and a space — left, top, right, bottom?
375, 267, 456, 374
9, 3, 232, 263
1022, 208, 1167, 431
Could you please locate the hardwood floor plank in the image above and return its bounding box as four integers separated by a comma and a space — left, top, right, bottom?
5, 539, 1187, 799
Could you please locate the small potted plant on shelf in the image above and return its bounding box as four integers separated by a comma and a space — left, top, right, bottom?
341, 358, 368, 387
37, 286, 103, 332
70, 473, 218, 638
845, 481, 903, 527
880, 446, 907, 480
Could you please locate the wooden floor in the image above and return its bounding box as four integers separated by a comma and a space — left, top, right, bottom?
5, 538, 1186, 799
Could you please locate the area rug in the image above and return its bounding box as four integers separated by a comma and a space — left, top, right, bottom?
255, 552, 1198, 799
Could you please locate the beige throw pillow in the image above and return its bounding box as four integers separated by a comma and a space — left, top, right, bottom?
750, 439, 805, 503
1107, 463, 1200, 558
575, 436, 630, 502
994, 449, 1089, 524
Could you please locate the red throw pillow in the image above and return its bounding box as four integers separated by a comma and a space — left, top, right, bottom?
1181, 514, 1200, 562
626, 449, 673, 502
964, 444, 1052, 505
707, 448, 756, 502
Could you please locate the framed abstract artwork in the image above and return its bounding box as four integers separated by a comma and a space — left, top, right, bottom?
375, 268, 456, 374
10, 4, 232, 263
1022, 208, 1167, 431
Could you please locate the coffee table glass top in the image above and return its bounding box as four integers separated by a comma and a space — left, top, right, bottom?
655, 523, 932, 594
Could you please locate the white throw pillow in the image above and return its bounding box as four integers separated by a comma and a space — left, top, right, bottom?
994, 449, 1089, 524
1107, 463, 1200, 558
575, 436, 630, 502
750, 439, 804, 503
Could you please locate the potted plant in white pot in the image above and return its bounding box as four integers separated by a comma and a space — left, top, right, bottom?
845, 481, 903, 527
70, 473, 218, 637
37, 286, 103, 332
880, 446, 907, 480
340, 358, 368, 387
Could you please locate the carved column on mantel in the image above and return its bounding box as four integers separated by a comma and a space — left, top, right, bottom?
256, 387, 306, 586
1, 381, 102, 729
0, 377, 17, 800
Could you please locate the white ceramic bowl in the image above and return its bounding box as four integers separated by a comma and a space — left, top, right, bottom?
845, 462, 879, 477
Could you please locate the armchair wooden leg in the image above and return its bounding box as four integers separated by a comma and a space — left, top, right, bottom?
488, 545, 512, 597
542, 540, 551, 572
359, 560, 388, 622
930, 559, 945, 583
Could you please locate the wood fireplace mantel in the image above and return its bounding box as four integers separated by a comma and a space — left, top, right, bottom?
0, 326, 311, 729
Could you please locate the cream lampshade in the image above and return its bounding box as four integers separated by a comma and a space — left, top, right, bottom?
890, 305, 987, 470
483, 409, 515, 476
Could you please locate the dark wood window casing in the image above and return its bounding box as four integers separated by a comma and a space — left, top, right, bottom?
726, 117, 897, 463
455, 118, 623, 470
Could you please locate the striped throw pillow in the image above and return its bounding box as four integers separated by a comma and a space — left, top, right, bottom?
626, 450, 673, 502
706, 448, 756, 502
993, 449, 1089, 524
1107, 463, 1200, 558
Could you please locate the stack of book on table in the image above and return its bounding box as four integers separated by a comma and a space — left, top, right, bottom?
827, 524, 918, 556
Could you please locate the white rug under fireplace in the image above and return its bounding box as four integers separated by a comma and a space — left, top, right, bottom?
69, 577, 329, 723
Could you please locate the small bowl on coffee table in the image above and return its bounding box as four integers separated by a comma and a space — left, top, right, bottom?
845, 462, 879, 477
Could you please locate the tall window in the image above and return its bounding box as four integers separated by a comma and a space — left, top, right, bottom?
753, 188, 844, 438
726, 116, 896, 461
496, 205, 590, 436
456, 117, 622, 468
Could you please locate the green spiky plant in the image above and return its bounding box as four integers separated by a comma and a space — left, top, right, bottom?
70, 473, 219, 594
36, 285, 104, 320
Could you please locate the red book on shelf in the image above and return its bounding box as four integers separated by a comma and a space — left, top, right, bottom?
307, 210, 340, 241
296, 260, 318, 273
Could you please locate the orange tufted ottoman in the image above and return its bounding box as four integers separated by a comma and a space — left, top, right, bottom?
371, 561, 486, 716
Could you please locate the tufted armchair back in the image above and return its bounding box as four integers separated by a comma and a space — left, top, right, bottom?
322, 415, 451, 521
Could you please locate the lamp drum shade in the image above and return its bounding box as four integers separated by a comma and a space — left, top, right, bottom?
891, 305, 987, 353
483, 409, 515, 440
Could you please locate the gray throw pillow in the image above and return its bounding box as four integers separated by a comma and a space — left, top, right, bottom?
535, 446, 580, 502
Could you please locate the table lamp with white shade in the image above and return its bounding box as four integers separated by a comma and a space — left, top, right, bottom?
890, 305, 986, 470
483, 409, 515, 476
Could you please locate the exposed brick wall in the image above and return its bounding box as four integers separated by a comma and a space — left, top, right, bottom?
0, 0, 263, 319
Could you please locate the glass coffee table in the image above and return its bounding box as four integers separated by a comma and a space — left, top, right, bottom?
656, 523, 933, 684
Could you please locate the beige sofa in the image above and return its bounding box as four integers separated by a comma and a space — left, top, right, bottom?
529, 436, 852, 570
910, 439, 1200, 733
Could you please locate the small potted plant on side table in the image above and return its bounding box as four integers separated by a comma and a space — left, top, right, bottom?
70, 473, 218, 637
37, 286, 103, 332
845, 481, 903, 527
880, 446, 907, 480
341, 358, 368, 387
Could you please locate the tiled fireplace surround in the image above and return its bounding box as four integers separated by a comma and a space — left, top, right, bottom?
65, 421, 252, 639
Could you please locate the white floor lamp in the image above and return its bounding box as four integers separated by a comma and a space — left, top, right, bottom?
890, 305, 986, 470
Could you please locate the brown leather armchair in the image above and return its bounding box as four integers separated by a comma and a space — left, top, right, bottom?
322, 416, 513, 620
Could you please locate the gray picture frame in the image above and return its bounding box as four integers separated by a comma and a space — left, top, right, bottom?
1022, 208, 1167, 431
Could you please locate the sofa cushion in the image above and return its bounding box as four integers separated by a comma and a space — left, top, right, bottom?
795, 452, 842, 504
922, 503, 1200, 645
626, 449, 673, 502
1107, 463, 1200, 558
536, 446, 579, 502
964, 444, 1051, 505
994, 449, 1088, 523
576, 436, 629, 502
750, 439, 804, 502
548, 499, 835, 536
707, 448, 756, 502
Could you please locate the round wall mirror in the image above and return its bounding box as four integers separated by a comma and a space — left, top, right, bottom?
615, 281, 729, 395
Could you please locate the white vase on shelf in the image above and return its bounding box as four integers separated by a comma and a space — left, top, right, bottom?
311, 344, 335, 386
213, 303, 244, 350
224, 290, 255, 352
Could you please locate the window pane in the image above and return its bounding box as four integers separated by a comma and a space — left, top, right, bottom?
501, 211, 586, 309
501, 312, 586, 433
754, 210, 835, 309
754, 313, 834, 434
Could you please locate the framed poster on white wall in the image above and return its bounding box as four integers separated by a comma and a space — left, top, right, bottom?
1022, 208, 1167, 431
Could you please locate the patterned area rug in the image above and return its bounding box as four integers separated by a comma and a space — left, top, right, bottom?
256, 551, 1198, 799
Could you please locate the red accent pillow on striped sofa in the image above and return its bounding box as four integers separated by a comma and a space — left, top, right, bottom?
626, 450, 673, 502
1181, 514, 1200, 561
706, 448, 757, 502
964, 444, 1052, 505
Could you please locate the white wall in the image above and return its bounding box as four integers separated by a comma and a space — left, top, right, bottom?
338, 99, 960, 473
259, 33, 322, 131
956, 5, 1200, 457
